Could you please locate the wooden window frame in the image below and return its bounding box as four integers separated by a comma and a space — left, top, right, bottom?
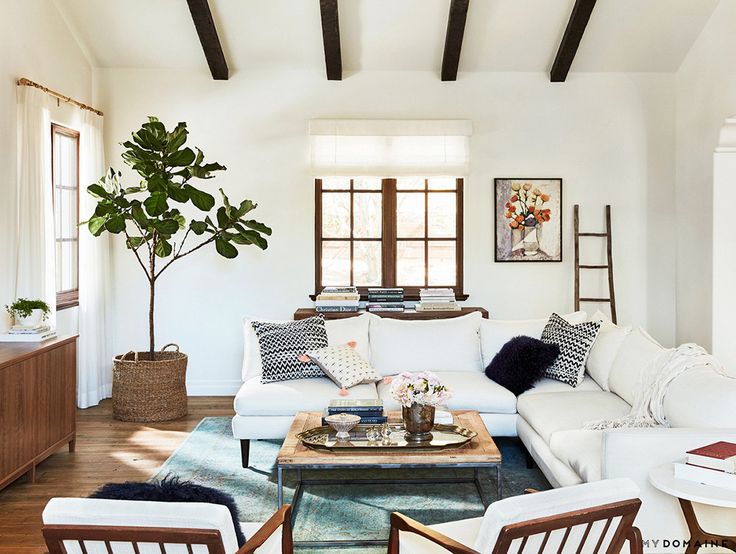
314, 178, 466, 301
51, 124, 80, 311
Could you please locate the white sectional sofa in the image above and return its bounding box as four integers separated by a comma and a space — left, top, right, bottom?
232, 310, 736, 552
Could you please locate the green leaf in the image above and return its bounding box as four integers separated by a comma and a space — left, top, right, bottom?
146, 175, 168, 193
144, 192, 168, 216
236, 229, 268, 250
87, 183, 110, 199
88, 216, 107, 236
184, 185, 215, 211
126, 236, 144, 249
152, 219, 179, 235
215, 237, 238, 258
131, 204, 150, 228
236, 199, 256, 217
242, 219, 272, 236
216, 206, 229, 228
190, 220, 208, 235
168, 185, 189, 203
173, 213, 186, 229
105, 215, 126, 234
94, 203, 116, 217
154, 239, 173, 258
167, 147, 196, 167
165, 122, 188, 153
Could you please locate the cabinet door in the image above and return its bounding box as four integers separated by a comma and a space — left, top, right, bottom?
0, 363, 33, 478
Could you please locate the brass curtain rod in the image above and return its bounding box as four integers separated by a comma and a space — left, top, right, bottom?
17, 77, 104, 117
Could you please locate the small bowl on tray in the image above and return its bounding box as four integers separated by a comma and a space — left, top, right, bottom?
324, 412, 361, 440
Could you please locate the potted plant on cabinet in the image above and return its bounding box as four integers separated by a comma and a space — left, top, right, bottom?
85, 117, 271, 422
5, 298, 50, 328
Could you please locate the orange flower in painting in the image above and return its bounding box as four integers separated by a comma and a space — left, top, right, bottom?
510, 220, 519, 229
504, 212, 512, 219
505, 202, 511, 208
533, 188, 542, 196
509, 205, 516, 212
510, 195, 518, 202
515, 215, 524, 223
541, 194, 550, 202
523, 183, 532, 191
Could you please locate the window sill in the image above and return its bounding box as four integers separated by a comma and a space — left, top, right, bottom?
56, 300, 79, 311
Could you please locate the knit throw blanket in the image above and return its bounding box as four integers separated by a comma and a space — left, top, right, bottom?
584, 343, 728, 430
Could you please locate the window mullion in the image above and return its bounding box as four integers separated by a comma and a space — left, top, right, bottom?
382, 178, 397, 287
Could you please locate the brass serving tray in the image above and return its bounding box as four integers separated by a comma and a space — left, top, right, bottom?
297, 423, 477, 452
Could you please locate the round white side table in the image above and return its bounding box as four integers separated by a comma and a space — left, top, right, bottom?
649, 463, 736, 554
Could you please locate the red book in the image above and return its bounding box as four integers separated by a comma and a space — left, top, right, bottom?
686, 441, 736, 473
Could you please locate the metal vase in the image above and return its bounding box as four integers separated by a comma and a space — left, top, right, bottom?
402, 403, 435, 442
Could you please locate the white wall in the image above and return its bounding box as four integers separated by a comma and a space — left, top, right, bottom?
95, 68, 677, 394
0, 0, 92, 334
675, 0, 736, 349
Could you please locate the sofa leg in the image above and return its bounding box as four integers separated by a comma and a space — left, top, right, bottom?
240, 439, 250, 468
525, 449, 536, 469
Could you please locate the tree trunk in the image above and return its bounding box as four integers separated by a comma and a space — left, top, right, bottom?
149, 278, 155, 359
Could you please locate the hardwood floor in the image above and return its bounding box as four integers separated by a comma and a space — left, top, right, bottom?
0, 396, 233, 554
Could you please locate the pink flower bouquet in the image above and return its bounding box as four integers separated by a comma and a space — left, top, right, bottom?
390, 371, 451, 408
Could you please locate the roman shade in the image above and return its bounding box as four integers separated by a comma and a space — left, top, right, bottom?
309, 119, 472, 177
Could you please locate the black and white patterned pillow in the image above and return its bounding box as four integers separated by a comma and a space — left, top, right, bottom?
541, 313, 601, 387
252, 316, 328, 383
305, 344, 381, 389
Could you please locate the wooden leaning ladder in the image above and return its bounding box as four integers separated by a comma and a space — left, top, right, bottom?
573, 204, 617, 324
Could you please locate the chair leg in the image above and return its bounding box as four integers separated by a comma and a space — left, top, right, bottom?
240, 439, 250, 468
388, 524, 400, 554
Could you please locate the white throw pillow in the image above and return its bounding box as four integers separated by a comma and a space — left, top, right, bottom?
241, 312, 374, 381
586, 310, 632, 390
305, 344, 381, 389
369, 312, 482, 376
608, 327, 666, 405
479, 311, 587, 367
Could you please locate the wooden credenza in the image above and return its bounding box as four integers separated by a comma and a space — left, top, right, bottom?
0, 335, 77, 490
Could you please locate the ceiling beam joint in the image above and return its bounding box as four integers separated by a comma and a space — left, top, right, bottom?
319, 0, 342, 80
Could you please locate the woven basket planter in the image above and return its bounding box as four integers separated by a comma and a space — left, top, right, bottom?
112, 343, 188, 422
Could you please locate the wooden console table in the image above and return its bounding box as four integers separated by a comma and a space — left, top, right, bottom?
0, 335, 77, 490
294, 306, 489, 320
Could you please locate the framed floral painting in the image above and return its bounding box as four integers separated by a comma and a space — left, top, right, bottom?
494, 178, 562, 262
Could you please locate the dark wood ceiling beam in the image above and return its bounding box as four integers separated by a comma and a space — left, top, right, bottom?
441, 0, 470, 81
319, 0, 342, 80
186, 0, 229, 80
550, 0, 597, 82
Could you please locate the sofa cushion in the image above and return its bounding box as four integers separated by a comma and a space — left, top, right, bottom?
664, 367, 736, 428
586, 314, 632, 391
541, 314, 601, 387
234, 377, 378, 416
484, 336, 560, 395
517, 391, 631, 443
369, 312, 482, 376
549, 429, 603, 482
479, 311, 587, 367
304, 344, 380, 389
378, 371, 517, 414
241, 313, 373, 381
607, 327, 666, 405
521, 375, 602, 396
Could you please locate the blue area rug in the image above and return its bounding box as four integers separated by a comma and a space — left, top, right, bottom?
151, 417, 550, 553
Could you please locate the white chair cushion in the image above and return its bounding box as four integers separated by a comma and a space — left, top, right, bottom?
608, 327, 666, 405
234, 376, 378, 416
473, 478, 640, 553
240, 522, 282, 554
241, 313, 374, 380
42, 498, 240, 554
586, 311, 632, 391
549, 429, 604, 482
479, 311, 587, 367
377, 371, 517, 414
517, 391, 631, 443
664, 366, 736, 427
520, 375, 602, 396
398, 517, 483, 554
369, 312, 482, 376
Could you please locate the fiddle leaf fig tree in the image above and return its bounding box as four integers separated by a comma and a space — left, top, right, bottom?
85, 117, 271, 358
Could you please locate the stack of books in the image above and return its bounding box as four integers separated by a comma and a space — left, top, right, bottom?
323, 398, 387, 424
367, 287, 404, 313
315, 286, 360, 313
673, 441, 736, 491
415, 288, 461, 312
0, 324, 57, 342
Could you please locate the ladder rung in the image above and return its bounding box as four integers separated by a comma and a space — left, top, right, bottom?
579, 298, 611, 302
579, 265, 609, 269
578, 232, 607, 237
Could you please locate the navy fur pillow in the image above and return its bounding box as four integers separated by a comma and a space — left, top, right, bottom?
90, 475, 246, 547
485, 336, 560, 396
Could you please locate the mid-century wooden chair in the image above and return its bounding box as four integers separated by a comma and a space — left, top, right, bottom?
42, 497, 293, 554
388, 478, 643, 554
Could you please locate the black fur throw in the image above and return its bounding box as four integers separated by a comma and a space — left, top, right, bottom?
90, 474, 246, 547
485, 335, 560, 396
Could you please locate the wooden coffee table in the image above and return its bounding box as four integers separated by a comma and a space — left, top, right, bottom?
276, 410, 502, 548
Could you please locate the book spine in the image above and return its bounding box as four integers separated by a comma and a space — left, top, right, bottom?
368, 307, 405, 312
323, 416, 387, 425
316, 306, 360, 313
327, 407, 383, 414
368, 297, 404, 303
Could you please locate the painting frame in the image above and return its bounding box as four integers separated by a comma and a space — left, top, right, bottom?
494, 178, 563, 263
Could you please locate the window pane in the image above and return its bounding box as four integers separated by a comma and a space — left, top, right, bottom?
321, 241, 351, 285
397, 193, 425, 238
397, 241, 425, 286
428, 177, 456, 190
428, 242, 456, 286
54, 186, 62, 238
55, 241, 62, 292
396, 177, 425, 190
353, 193, 381, 238
60, 188, 78, 239
322, 193, 350, 238
59, 241, 78, 291
321, 177, 349, 190
353, 177, 382, 190
427, 193, 456, 238
354, 241, 381, 286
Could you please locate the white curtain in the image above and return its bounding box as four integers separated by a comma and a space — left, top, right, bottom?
78, 110, 113, 408
309, 119, 472, 177
15, 86, 56, 323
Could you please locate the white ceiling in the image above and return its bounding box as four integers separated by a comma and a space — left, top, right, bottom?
54, 0, 719, 75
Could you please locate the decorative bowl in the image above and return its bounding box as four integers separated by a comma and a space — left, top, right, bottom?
324, 412, 361, 440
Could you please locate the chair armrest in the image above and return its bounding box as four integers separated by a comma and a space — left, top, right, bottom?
627, 526, 643, 554
237, 504, 293, 554
388, 512, 480, 554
